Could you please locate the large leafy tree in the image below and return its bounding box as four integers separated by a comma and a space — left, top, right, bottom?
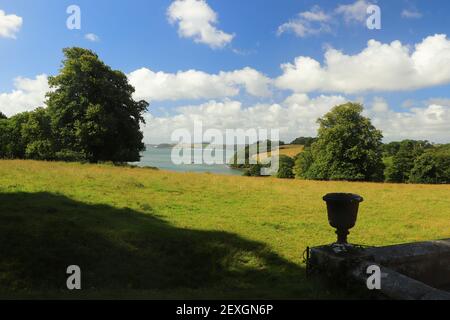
298, 103, 384, 181
46, 47, 149, 163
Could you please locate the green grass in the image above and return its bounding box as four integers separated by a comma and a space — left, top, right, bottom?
252, 144, 305, 161
0, 160, 449, 299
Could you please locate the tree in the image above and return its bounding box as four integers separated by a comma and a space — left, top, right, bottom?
1, 112, 31, 159
301, 103, 384, 181
0, 108, 54, 160
384, 140, 432, 183
409, 147, 450, 184
21, 108, 55, 160
294, 147, 314, 179
0, 112, 7, 120
243, 164, 263, 177
276, 155, 295, 179
46, 47, 149, 163
382, 141, 401, 157
290, 137, 317, 147
0, 117, 9, 158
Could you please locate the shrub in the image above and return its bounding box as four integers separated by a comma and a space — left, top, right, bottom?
410, 149, 450, 184
243, 164, 263, 177
276, 155, 295, 179
54, 150, 87, 162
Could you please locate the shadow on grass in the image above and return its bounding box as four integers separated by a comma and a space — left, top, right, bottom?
0, 192, 340, 299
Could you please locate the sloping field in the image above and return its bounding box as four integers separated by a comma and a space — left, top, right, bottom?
252, 144, 304, 161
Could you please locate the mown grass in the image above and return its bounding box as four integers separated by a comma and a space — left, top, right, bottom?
0, 160, 449, 299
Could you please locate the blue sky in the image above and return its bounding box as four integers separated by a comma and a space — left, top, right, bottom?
1, 0, 449, 143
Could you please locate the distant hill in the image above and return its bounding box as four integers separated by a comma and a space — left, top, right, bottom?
290, 137, 317, 147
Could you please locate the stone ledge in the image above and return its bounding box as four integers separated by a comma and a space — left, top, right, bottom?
308, 239, 450, 300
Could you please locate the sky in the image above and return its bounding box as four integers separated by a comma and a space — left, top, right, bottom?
0, 0, 449, 144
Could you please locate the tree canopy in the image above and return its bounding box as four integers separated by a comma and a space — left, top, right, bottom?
384, 140, 432, 183
296, 103, 384, 181
46, 47, 149, 162
276, 155, 295, 179
0, 47, 149, 163
290, 137, 317, 147
409, 149, 450, 184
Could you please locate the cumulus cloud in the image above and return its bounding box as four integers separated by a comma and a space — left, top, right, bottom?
85, 33, 100, 42
277, 5, 332, 38
0, 10, 23, 39
335, 0, 374, 24
142, 95, 450, 144
275, 34, 450, 94
426, 98, 450, 107
128, 67, 271, 102
140, 94, 348, 143
167, 0, 234, 48
0, 75, 49, 117
277, 1, 376, 38
368, 98, 450, 143
2, 73, 448, 144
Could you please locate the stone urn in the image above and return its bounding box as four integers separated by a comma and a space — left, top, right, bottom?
323, 193, 364, 244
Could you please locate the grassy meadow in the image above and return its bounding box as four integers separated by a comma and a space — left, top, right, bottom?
252, 144, 305, 161
0, 160, 449, 299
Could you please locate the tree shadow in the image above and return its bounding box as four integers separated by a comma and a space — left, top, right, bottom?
0, 192, 333, 299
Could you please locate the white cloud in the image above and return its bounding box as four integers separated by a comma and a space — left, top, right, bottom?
368, 98, 450, 143
277, 1, 376, 38
0, 10, 23, 39
85, 33, 100, 42
275, 34, 450, 94
335, 0, 373, 24
277, 5, 332, 38
426, 98, 450, 107
142, 95, 450, 144
0, 75, 49, 117
401, 9, 422, 19
140, 94, 348, 144
2, 73, 448, 144
167, 0, 234, 49
371, 96, 389, 113
299, 6, 331, 22
221, 68, 272, 97
128, 67, 271, 102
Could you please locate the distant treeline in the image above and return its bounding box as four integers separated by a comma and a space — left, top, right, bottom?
382, 140, 450, 184
290, 137, 317, 147
233, 103, 450, 184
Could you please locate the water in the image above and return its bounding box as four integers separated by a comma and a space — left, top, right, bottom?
132, 147, 243, 176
